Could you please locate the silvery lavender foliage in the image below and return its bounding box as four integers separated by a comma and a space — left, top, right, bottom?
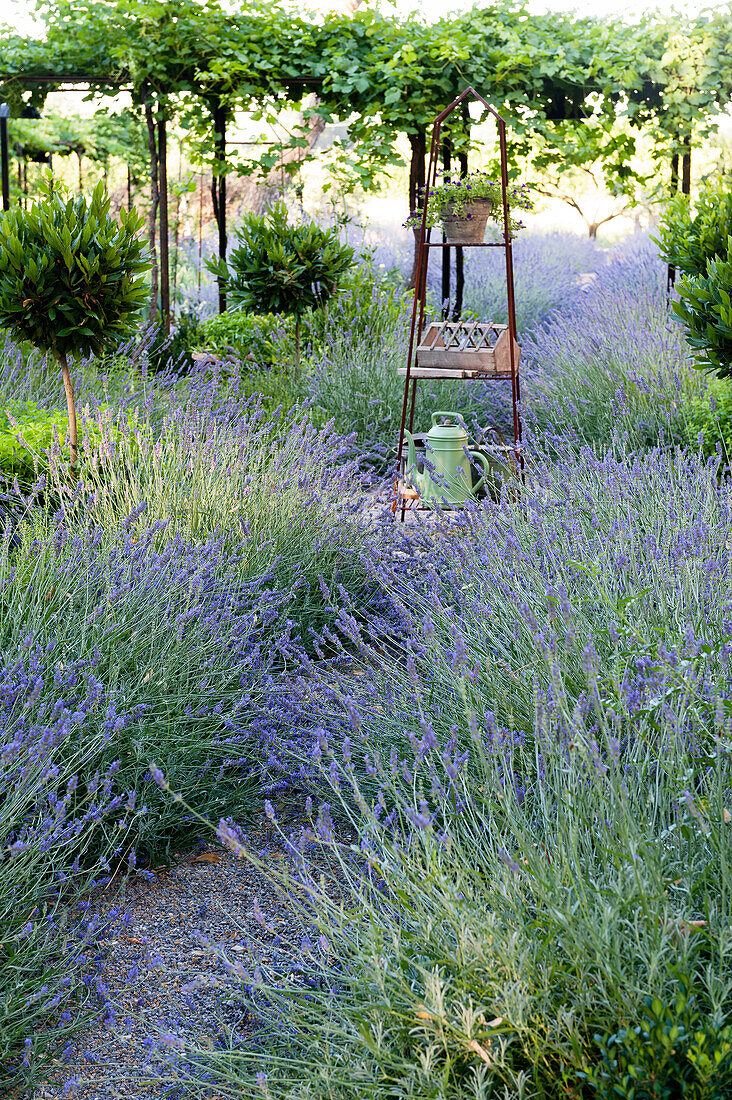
459, 229, 602, 333
160, 438, 732, 1098
0, 639, 140, 1082
0, 388, 379, 1078
524, 235, 706, 450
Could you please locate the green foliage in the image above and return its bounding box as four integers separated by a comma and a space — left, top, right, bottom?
196, 310, 292, 368
0, 181, 149, 360
682, 376, 732, 457
0, 399, 131, 479
0, 401, 69, 477
209, 203, 355, 321
673, 249, 732, 379
582, 989, 732, 1099
654, 183, 732, 278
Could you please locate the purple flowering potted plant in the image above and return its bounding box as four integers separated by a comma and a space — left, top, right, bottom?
405, 171, 534, 244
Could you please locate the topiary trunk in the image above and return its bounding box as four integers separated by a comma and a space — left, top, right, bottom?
58, 351, 78, 468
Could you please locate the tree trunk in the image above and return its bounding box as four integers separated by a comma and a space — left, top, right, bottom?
211, 98, 227, 313
143, 86, 160, 322
407, 129, 426, 289
59, 351, 78, 469
76, 150, 83, 194
681, 141, 691, 196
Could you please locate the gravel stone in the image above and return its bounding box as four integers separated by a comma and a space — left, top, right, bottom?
26, 815, 308, 1100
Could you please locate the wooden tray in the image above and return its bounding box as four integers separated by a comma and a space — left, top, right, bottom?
398, 321, 520, 379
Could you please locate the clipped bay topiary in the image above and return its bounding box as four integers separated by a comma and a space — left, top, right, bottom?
0, 179, 149, 467
673, 246, 732, 379
208, 202, 355, 369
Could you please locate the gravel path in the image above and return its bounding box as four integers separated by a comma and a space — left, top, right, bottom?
30, 815, 306, 1100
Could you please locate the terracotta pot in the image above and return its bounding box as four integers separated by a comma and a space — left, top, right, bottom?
440, 197, 493, 244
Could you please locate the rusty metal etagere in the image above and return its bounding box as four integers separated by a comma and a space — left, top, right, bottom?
395, 88, 522, 518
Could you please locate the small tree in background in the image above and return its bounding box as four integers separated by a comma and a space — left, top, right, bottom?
208, 202, 355, 370
0, 179, 149, 468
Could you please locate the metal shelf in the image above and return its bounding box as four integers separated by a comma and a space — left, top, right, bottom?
395, 87, 523, 520
424, 241, 510, 248
398, 368, 513, 379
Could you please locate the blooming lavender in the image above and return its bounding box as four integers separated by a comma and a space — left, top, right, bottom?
159, 428, 732, 1099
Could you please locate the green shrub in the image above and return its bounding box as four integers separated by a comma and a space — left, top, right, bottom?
581, 989, 732, 1099
654, 181, 732, 277
196, 310, 293, 368
0, 399, 129, 479
680, 375, 732, 458
654, 183, 732, 379
673, 248, 732, 379
0, 400, 69, 477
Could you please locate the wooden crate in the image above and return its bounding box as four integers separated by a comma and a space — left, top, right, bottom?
398, 321, 520, 379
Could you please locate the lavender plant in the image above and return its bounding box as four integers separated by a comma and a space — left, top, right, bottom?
461, 230, 602, 333
0, 500, 318, 1080
0, 389, 377, 1078
154, 437, 732, 1098
524, 236, 706, 450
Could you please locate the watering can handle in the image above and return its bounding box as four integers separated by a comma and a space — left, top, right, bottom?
431, 410, 466, 428
470, 450, 496, 496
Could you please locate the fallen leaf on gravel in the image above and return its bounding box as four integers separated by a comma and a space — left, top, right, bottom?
193, 852, 223, 863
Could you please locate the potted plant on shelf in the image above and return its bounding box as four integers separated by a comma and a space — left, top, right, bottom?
405, 171, 534, 244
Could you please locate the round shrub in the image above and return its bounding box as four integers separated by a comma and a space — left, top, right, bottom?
196, 311, 292, 368
0, 399, 130, 481
673, 248, 732, 379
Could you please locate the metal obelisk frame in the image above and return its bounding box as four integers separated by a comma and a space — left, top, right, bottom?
395, 88, 522, 519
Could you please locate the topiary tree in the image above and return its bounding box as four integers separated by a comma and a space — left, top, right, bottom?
673, 247, 732, 379
208, 202, 355, 370
653, 182, 732, 278
654, 181, 732, 379
0, 179, 149, 468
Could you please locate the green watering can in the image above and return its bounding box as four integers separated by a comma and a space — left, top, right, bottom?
404, 411, 493, 507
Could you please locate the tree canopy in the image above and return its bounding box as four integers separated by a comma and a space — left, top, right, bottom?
1, 1, 730, 191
